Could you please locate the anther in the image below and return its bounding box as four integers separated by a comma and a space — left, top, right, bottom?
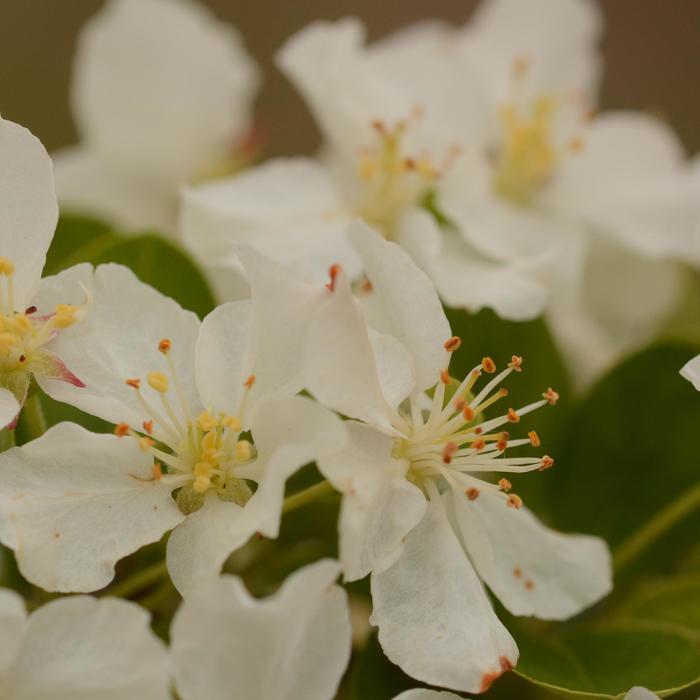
482, 357, 496, 374
453, 396, 466, 411
142, 420, 154, 435
0, 258, 15, 276
507, 494, 523, 509
444, 336, 462, 353
326, 264, 342, 292
197, 410, 218, 432
462, 406, 475, 421
525, 579, 535, 591
539, 455, 554, 471
152, 462, 162, 480
506, 408, 520, 423
53, 304, 77, 328
158, 339, 172, 354
24, 306, 37, 315
466, 487, 480, 501
114, 423, 130, 437
244, 374, 256, 389
193, 475, 211, 494
222, 415, 241, 431
528, 430, 541, 447
125, 378, 141, 389
496, 436, 508, 452
499, 478, 512, 492
235, 439, 253, 462
147, 371, 169, 393
442, 441, 458, 464
472, 438, 486, 452
513, 567, 522, 578
440, 369, 450, 385
138, 437, 155, 451
508, 355, 523, 372
543, 388, 559, 405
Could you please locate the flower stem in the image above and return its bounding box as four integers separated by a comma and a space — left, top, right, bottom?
22, 393, 47, 441
282, 480, 335, 515
613, 480, 700, 573
103, 560, 168, 599
0, 429, 15, 452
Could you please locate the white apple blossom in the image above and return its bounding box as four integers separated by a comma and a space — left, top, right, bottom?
292, 224, 612, 693
623, 690, 660, 700
680, 354, 700, 391
0, 262, 346, 597
0, 589, 169, 698
53, 0, 259, 236
182, 0, 700, 385
170, 560, 352, 700
0, 116, 91, 429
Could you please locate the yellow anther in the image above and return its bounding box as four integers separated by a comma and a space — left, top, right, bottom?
147, 371, 169, 393
194, 462, 212, 478
0, 258, 15, 276
193, 475, 211, 493
221, 415, 241, 431
6, 314, 31, 333
197, 410, 219, 432
235, 439, 253, 462
0, 332, 19, 353
53, 304, 77, 329
202, 430, 219, 452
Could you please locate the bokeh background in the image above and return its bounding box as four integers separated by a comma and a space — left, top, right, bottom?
3, 0, 700, 160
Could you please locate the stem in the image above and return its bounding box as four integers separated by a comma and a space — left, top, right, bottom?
23, 393, 47, 440
103, 560, 168, 599
282, 480, 335, 515
0, 429, 15, 452
614, 480, 700, 572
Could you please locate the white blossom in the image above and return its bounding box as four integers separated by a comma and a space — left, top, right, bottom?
680, 354, 700, 391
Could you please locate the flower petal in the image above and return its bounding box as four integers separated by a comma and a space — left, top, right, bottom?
453, 490, 612, 620
624, 689, 659, 700
0, 589, 26, 674
180, 158, 360, 286
392, 691, 464, 700
166, 494, 246, 599
228, 395, 348, 545
370, 498, 518, 693
349, 222, 451, 392
680, 354, 700, 391
71, 0, 259, 183
171, 560, 351, 700
0, 389, 21, 430
52, 146, 176, 234
3, 596, 170, 699
318, 421, 427, 581
0, 117, 57, 310
0, 422, 184, 592
34, 263, 202, 430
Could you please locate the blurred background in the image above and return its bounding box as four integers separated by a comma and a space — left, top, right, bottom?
3, 0, 700, 159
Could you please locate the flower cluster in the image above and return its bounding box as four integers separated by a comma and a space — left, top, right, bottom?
1, 0, 699, 697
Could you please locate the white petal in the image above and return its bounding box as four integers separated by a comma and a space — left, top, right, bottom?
171, 560, 352, 700
229, 395, 348, 544
0, 589, 27, 674
680, 354, 700, 391
623, 689, 660, 700
349, 221, 450, 392
369, 329, 416, 410
180, 158, 359, 285
195, 300, 252, 416
318, 421, 426, 581
0, 423, 184, 592
0, 388, 20, 430
394, 208, 443, 274
166, 494, 246, 599
370, 499, 518, 693
52, 146, 176, 234
459, 0, 602, 103
34, 263, 202, 430
304, 269, 405, 434
392, 691, 463, 700
72, 0, 259, 183
453, 490, 612, 620
552, 112, 699, 262
0, 117, 57, 310
3, 596, 170, 699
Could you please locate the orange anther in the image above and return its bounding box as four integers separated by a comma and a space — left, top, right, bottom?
472, 438, 486, 452
507, 494, 523, 509
142, 420, 154, 435
444, 336, 462, 352
498, 478, 512, 492
442, 441, 458, 464
158, 339, 172, 354
326, 264, 342, 292
453, 396, 466, 411
462, 405, 475, 421
152, 462, 162, 480
244, 374, 256, 389
496, 437, 508, 452
466, 487, 480, 501
525, 579, 535, 591
440, 369, 450, 385
543, 388, 559, 405
125, 378, 141, 389
528, 430, 541, 447
506, 408, 520, 423
114, 423, 130, 437
508, 355, 523, 372
513, 566, 522, 578
482, 357, 496, 373
360, 278, 373, 294
540, 455, 554, 471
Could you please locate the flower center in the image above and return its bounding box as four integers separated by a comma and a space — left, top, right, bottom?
118, 339, 256, 514
400, 337, 557, 509
0, 257, 86, 404
354, 116, 458, 237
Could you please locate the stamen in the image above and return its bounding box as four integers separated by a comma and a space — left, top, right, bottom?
507, 494, 523, 509
506, 408, 520, 423
466, 487, 480, 501
508, 355, 523, 372
114, 423, 130, 437
539, 455, 554, 471
498, 478, 512, 492
326, 265, 342, 292
528, 430, 540, 447
442, 441, 458, 464
482, 357, 496, 374
444, 336, 462, 352
542, 388, 560, 405
147, 371, 169, 393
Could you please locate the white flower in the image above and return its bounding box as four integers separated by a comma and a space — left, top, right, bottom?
53, 0, 260, 235
0, 117, 90, 428
0, 589, 169, 698
298, 225, 612, 693
624, 689, 660, 700
170, 560, 352, 700
680, 354, 700, 391
392, 692, 463, 700
0, 262, 346, 596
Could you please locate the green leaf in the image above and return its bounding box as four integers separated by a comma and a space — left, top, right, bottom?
46, 215, 216, 318
515, 622, 700, 699
543, 343, 700, 578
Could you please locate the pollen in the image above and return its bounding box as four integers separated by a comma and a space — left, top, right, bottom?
507, 494, 523, 509
528, 430, 541, 447
193, 475, 212, 494
506, 408, 520, 423
482, 357, 496, 373
471, 438, 486, 452
152, 462, 162, 480
147, 371, 169, 393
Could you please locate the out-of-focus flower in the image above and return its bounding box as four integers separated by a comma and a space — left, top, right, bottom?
680, 354, 700, 390
170, 560, 352, 700
0, 117, 91, 428
0, 589, 169, 698
392, 692, 463, 700
256, 223, 612, 693
53, 0, 260, 235
624, 689, 660, 700
0, 263, 345, 596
